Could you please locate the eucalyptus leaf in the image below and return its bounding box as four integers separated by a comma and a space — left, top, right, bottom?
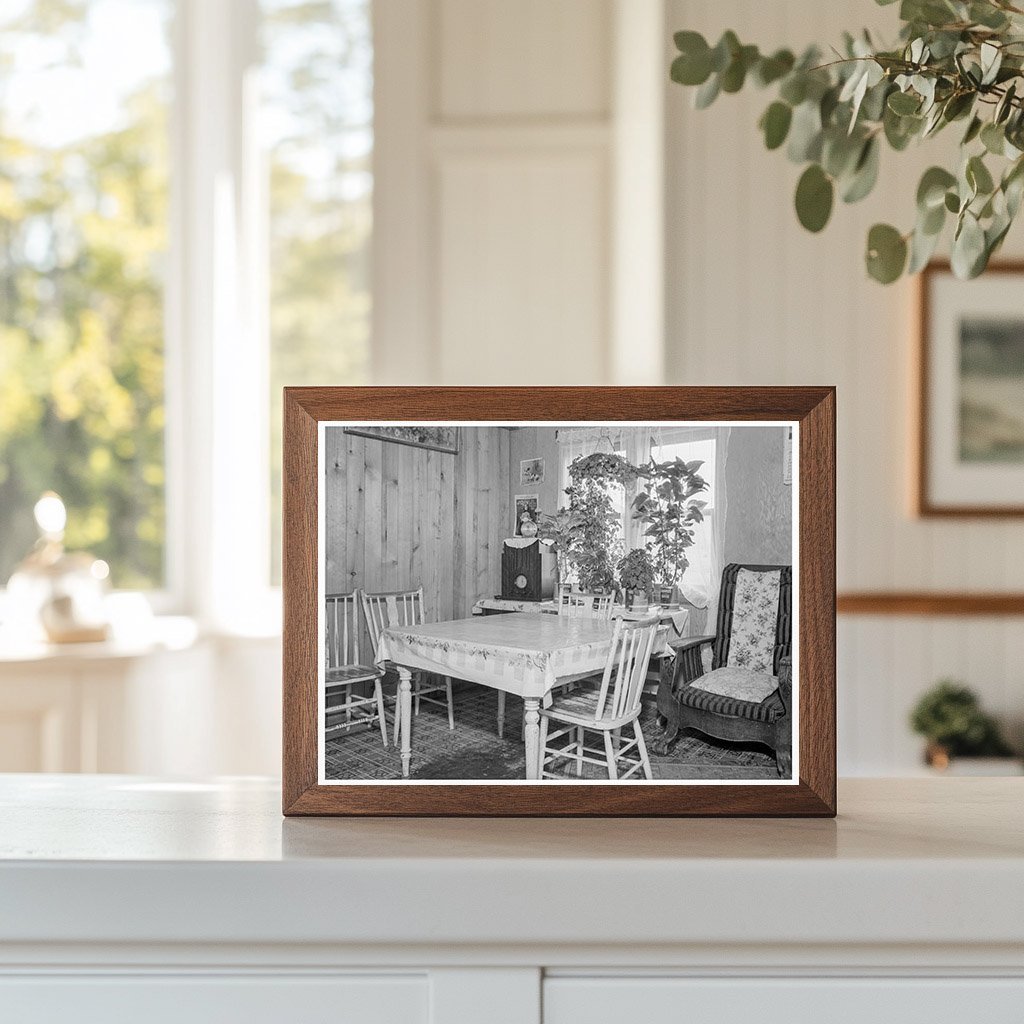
917, 166, 957, 210
754, 49, 795, 87
760, 101, 793, 150
951, 212, 986, 278
787, 100, 824, 162
795, 164, 834, 232
908, 221, 942, 273
967, 154, 995, 195
694, 73, 721, 109
981, 122, 1006, 155
866, 223, 908, 283
888, 90, 921, 115
842, 137, 880, 202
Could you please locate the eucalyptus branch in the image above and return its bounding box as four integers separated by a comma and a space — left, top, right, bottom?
670, 0, 1024, 282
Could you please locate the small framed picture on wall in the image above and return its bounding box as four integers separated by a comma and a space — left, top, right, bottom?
513, 494, 539, 536
520, 458, 545, 484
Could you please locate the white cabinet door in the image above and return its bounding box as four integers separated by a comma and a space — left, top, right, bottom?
0, 974, 428, 1024
544, 977, 1024, 1024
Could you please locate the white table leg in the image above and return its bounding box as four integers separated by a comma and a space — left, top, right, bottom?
398, 667, 413, 778
524, 698, 541, 780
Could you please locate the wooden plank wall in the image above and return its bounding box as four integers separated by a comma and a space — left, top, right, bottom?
324, 427, 510, 651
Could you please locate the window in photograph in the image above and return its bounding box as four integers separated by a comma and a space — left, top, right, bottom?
0, 0, 172, 589
261, 0, 373, 582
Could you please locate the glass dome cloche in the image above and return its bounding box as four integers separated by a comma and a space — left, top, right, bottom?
5, 492, 111, 644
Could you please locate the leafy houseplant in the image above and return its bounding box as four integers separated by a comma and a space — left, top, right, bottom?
538, 457, 624, 594
630, 457, 708, 598
910, 679, 1015, 767
616, 547, 656, 609
670, 0, 1024, 283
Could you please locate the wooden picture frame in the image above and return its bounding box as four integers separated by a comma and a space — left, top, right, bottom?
283, 387, 836, 817
917, 261, 1024, 517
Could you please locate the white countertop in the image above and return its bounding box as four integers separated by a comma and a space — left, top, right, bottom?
1, 775, 1022, 954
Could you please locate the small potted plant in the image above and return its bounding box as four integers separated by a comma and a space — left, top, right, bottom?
616, 547, 655, 610
910, 680, 1017, 772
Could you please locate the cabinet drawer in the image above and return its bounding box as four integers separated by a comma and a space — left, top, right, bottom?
0, 973, 427, 1024
544, 976, 1024, 1024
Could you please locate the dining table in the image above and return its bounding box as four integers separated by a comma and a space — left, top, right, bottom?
375, 613, 648, 780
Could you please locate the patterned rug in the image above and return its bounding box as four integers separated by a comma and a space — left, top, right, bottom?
324, 684, 780, 782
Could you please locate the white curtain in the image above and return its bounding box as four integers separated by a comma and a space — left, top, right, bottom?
647, 425, 731, 627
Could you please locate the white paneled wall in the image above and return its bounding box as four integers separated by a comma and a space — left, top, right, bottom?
374, 0, 667, 385
665, 0, 1024, 773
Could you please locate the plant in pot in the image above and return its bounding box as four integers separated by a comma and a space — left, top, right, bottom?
616, 547, 656, 610
910, 679, 1016, 770
537, 486, 620, 594
631, 457, 708, 606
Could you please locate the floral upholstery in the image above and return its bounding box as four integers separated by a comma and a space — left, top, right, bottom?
725, 568, 782, 673
690, 665, 778, 704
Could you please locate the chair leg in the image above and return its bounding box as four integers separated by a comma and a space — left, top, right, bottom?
414, 674, 421, 716
612, 726, 621, 756
602, 730, 619, 780
575, 726, 584, 777
392, 681, 402, 746
496, 690, 506, 739
633, 719, 653, 780
374, 680, 388, 748
538, 716, 549, 777
445, 677, 455, 730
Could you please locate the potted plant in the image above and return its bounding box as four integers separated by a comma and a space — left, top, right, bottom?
910, 680, 1017, 771
616, 547, 655, 610
630, 456, 708, 606
540, 455, 627, 593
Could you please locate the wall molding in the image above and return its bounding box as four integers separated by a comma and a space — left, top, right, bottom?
838, 593, 1024, 616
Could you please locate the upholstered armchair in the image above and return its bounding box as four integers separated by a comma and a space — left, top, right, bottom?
652, 563, 793, 777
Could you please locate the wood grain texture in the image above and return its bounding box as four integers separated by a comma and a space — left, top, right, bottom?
916, 260, 1024, 518
282, 387, 836, 817
325, 427, 504, 631
838, 592, 1024, 616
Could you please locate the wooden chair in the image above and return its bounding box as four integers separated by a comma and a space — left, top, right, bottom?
538, 616, 660, 780
324, 591, 388, 747
557, 585, 614, 619
360, 587, 455, 743
652, 564, 793, 776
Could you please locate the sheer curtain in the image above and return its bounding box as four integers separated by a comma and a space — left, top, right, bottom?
648, 425, 731, 628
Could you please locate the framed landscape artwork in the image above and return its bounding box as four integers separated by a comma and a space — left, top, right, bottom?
282, 386, 836, 817
918, 262, 1024, 516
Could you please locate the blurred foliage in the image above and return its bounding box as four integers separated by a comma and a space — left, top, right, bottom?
0, 0, 169, 588
0, 0, 372, 590
671, 0, 1024, 283
910, 679, 1014, 756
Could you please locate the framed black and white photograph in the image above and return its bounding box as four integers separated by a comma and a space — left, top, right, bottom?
283, 386, 836, 817
513, 494, 539, 536
520, 457, 545, 484
918, 262, 1024, 516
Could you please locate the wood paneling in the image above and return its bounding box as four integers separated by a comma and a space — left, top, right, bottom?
665, 0, 1024, 776
324, 426, 509, 625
